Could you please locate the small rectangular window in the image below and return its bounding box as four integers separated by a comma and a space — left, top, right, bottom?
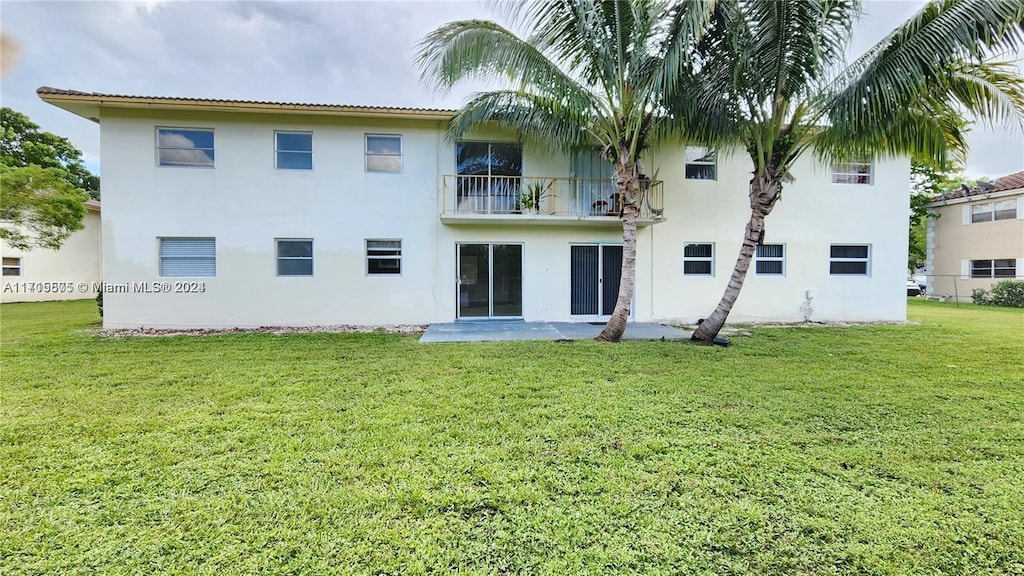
159, 238, 215, 277
973, 258, 1017, 278
994, 199, 1017, 221
971, 202, 994, 223
683, 243, 714, 275
157, 128, 215, 167
366, 239, 402, 275
830, 244, 870, 275
366, 135, 402, 173
831, 161, 872, 184
684, 147, 716, 180
276, 239, 313, 276
276, 132, 313, 170
2, 257, 22, 277
755, 244, 785, 275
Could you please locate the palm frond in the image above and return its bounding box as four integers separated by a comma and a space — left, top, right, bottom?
447, 90, 601, 153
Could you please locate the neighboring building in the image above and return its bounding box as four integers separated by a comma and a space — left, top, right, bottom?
1, 199, 101, 303
38, 87, 910, 329
924, 171, 1024, 300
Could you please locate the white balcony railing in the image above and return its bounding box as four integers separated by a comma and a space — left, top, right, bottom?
440, 175, 665, 221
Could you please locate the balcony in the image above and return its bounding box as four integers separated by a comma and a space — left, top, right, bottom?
440, 175, 666, 226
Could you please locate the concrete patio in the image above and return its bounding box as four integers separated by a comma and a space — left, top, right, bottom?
419, 321, 692, 343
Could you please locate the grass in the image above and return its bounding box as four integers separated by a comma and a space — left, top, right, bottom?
2, 299, 1022, 575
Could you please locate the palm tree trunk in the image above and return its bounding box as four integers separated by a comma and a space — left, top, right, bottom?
597, 161, 639, 342
692, 174, 781, 343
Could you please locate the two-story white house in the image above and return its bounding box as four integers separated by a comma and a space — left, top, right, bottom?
38, 87, 910, 329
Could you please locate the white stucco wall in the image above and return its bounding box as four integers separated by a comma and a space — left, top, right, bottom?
646, 149, 910, 323
96, 107, 909, 328
1, 208, 101, 303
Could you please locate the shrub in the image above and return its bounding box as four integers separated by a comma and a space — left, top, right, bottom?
971, 280, 1024, 308
96, 286, 103, 317
989, 279, 1024, 308
971, 288, 990, 305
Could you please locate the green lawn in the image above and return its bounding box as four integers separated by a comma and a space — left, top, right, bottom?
2, 300, 1022, 575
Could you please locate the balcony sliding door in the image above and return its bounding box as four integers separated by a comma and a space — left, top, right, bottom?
456, 142, 522, 214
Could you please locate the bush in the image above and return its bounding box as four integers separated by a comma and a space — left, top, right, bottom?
96, 287, 103, 317
971, 280, 1024, 308
971, 288, 990, 305
989, 279, 1024, 307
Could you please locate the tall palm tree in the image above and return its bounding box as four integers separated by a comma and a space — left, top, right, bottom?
416, 0, 717, 341
685, 0, 1024, 343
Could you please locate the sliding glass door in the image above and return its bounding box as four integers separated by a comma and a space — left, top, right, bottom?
458, 243, 523, 318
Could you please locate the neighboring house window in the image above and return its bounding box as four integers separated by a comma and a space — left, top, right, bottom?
366, 239, 402, 275
684, 147, 716, 180
971, 200, 1017, 223
159, 238, 216, 277
971, 259, 1016, 279
755, 244, 785, 275
276, 239, 314, 276
365, 135, 402, 173
830, 245, 870, 275
2, 257, 22, 276
831, 160, 872, 184
276, 132, 313, 170
683, 243, 714, 276
157, 128, 214, 167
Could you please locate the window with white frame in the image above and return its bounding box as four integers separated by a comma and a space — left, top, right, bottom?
366, 239, 402, 275
276, 239, 313, 276
276, 132, 313, 170
683, 243, 714, 275
684, 147, 716, 180
829, 244, 870, 275
971, 199, 1016, 223
2, 257, 22, 276
831, 160, 872, 184
159, 238, 216, 277
971, 259, 1016, 279
365, 135, 402, 173
157, 128, 215, 167
755, 244, 785, 275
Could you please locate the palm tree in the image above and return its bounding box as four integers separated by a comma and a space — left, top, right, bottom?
685, 0, 1024, 343
416, 0, 716, 341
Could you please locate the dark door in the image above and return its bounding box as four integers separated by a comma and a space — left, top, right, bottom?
601, 245, 623, 315
570, 244, 622, 316
570, 245, 599, 315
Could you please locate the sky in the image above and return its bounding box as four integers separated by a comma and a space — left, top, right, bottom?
1, 0, 1022, 179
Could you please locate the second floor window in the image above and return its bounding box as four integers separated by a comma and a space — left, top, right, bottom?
276, 132, 313, 170
684, 147, 716, 180
366, 135, 402, 173
832, 160, 872, 184
157, 128, 214, 167
971, 199, 1016, 223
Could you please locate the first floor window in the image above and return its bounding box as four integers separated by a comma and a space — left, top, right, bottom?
971, 259, 1016, 278
830, 244, 870, 275
683, 243, 714, 275
157, 128, 215, 167
831, 160, 872, 184
755, 244, 785, 275
276, 131, 313, 170
366, 135, 403, 173
2, 257, 22, 276
684, 147, 716, 180
159, 238, 216, 277
276, 239, 314, 276
366, 239, 402, 275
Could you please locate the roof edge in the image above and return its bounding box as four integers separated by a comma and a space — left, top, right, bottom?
37, 86, 457, 121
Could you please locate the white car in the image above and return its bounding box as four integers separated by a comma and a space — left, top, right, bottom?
907, 279, 922, 297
